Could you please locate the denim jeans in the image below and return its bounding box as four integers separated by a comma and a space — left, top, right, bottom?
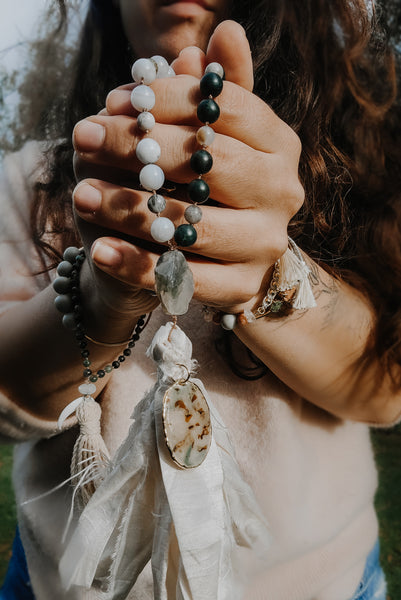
349, 540, 387, 600
0, 530, 387, 600
0, 528, 35, 600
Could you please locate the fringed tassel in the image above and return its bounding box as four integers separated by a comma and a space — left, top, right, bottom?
58, 393, 110, 508
59, 323, 270, 599
70, 397, 110, 506
278, 238, 317, 310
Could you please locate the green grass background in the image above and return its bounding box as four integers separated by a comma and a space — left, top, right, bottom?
0, 428, 400, 596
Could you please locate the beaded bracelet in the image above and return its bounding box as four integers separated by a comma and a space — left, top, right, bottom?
52, 246, 147, 383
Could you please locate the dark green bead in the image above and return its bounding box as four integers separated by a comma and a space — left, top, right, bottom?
83, 359, 91, 367
200, 72, 223, 98
105, 365, 113, 373
89, 375, 98, 383
188, 179, 210, 204
83, 369, 92, 377
190, 149, 213, 174
197, 99, 220, 124
112, 361, 120, 369
97, 370, 106, 378
174, 224, 197, 247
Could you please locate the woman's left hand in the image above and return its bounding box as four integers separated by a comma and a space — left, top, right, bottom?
73, 20, 304, 315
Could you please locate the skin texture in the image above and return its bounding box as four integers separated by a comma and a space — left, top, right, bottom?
1, 5, 400, 424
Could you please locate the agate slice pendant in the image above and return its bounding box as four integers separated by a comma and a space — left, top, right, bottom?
162, 381, 211, 469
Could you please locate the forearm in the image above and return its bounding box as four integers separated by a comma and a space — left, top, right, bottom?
0, 262, 141, 422
236, 258, 401, 425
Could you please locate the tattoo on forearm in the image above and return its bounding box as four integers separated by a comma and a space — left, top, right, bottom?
307, 259, 339, 328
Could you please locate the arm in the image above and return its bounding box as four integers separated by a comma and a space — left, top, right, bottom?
70, 21, 401, 426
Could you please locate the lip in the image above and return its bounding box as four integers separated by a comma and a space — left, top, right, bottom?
160, 0, 213, 11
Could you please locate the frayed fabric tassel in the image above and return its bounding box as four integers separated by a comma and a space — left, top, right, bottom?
58, 394, 110, 507
278, 238, 317, 310
59, 323, 271, 599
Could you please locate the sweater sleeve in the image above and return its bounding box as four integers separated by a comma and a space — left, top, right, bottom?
0, 141, 68, 442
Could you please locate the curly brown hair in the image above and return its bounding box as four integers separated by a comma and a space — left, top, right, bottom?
21, 0, 401, 379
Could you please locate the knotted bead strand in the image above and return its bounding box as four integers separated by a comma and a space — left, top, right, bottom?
131, 57, 176, 245
175, 62, 224, 248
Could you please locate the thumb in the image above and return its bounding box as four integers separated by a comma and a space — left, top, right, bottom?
206, 20, 254, 91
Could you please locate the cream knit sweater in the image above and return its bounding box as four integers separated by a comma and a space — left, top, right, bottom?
0, 142, 378, 600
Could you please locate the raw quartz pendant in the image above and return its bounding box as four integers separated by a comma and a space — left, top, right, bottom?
155, 249, 194, 315
163, 379, 212, 468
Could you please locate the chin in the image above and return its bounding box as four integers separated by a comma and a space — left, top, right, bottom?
150, 17, 217, 61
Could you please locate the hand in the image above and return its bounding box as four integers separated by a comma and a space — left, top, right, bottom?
72, 21, 304, 316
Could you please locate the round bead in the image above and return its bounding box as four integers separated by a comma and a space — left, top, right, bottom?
136, 138, 161, 164
139, 164, 165, 191
174, 224, 197, 247
63, 247, 80, 264
57, 261, 73, 276
131, 58, 157, 84
131, 84, 156, 112
200, 72, 223, 98
188, 179, 210, 203
54, 294, 73, 314
112, 360, 120, 369
197, 99, 220, 124
221, 313, 237, 330
196, 125, 215, 147
190, 149, 213, 174
105, 365, 113, 373
89, 375, 98, 383
147, 194, 166, 214
53, 276, 71, 294
184, 205, 202, 224
97, 370, 106, 378
151, 55, 170, 78
83, 359, 91, 367
62, 313, 76, 330
151, 217, 175, 242
79, 383, 96, 395
83, 369, 92, 377
137, 111, 155, 132
205, 62, 225, 79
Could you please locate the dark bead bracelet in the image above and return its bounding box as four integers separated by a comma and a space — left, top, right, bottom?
52, 247, 148, 383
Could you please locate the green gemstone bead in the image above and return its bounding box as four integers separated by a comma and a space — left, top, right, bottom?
105, 365, 113, 373
83, 359, 91, 367
89, 375, 98, 383
174, 224, 197, 247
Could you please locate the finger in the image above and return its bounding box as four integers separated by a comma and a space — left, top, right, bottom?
73, 179, 287, 263
206, 21, 254, 91
105, 77, 292, 154
90, 235, 267, 309
73, 117, 295, 209
171, 46, 206, 78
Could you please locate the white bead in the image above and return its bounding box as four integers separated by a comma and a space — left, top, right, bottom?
151, 55, 170, 78
139, 164, 165, 191
196, 125, 215, 147
136, 138, 161, 164
137, 111, 155, 132
167, 66, 176, 77
131, 84, 155, 112
221, 313, 237, 330
205, 62, 225, 79
151, 217, 175, 242
79, 383, 96, 395
131, 58, 157, 84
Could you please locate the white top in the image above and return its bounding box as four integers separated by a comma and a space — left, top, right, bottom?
0, 142, 378, 600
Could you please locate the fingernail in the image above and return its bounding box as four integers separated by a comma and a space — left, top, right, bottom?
91, 241, 122, 267
73, 120, 105, 152
73, 183, 102, 213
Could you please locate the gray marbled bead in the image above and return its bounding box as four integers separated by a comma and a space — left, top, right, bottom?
53, 277, 71, 294
63, 247, 80, 263
184, 205, 202, 224
148, 194, 166, 214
